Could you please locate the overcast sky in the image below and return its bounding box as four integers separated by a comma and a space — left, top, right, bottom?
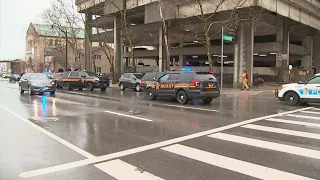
0, 0, 51, 60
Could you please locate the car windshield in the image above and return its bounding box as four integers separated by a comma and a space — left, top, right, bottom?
134, 73, 143, 79
29, 74, 49, 80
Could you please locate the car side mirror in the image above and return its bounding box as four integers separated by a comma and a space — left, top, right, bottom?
298, 80, 305, 84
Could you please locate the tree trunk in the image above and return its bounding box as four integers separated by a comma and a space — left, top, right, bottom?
205, 33, 213, 71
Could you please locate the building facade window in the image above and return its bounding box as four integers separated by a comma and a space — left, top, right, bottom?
49, 39, 53, 46
93, 55, 102, 59
95, 67, 101, 73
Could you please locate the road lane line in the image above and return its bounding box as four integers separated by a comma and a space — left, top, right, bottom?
162, 104, 219, 112
285, 114, 320, 120
265, 118, 320, 128
208, 133, 320, 159
94, 159, 164, 180
300, 111, 320, 115
242, 124, 320, 140
104, 110, 153, 122
18, 107, 313, 178
161, 144, 314, 180
0, 105, 95, 159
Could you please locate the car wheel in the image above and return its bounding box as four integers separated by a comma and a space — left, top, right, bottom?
28, 86, 34, 95
202, 97, 213, 104
87, 83, 94, 91
284, 92, 300, 106
100, 87, 107, 91
135, 84, 141, 92
63, 82, 72, 90
147, 88, 156, 100
19, 85, 24, 94
176, 90, 189, 105
119, 83, 125, 91
50, 91, 56, 95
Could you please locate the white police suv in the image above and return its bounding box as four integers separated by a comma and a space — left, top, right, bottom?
277, 73, 320, 106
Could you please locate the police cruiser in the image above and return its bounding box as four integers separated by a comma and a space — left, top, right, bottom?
276, 73, 320, 106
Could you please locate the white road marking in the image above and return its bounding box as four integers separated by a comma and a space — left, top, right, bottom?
312, 108, 320, 111
162, 144, 315, 180
104, 110, 153, 122
162, 104, 219, 112
94, 159, 164, 180
208, 133, 320, 159
242, 124, 320, 140
265, 118, 320, 128
67, 91, 86, 95
18, 107, 313, 178
0, 105, 95, 159
300, 111, 320, 115
285, 114, 320, 120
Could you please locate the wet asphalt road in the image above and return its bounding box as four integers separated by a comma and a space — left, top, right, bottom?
0, 82, 319, 180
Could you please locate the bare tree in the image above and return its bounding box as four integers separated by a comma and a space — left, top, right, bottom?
42, 0, 84, 70
104, 0, 136, 72
26, 57, 37, 72
185, 0, 260, 71
158, 0, 171, 71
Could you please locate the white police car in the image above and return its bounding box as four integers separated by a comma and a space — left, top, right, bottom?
277, 73, 320, 106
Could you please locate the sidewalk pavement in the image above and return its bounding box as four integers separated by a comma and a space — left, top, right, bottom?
0, 81, 277, 97
108, 83, 277, 96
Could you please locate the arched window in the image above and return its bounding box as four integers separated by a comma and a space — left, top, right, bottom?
54, 39, 59, 46
49, 39, 53, 46
28, 40, 33, 48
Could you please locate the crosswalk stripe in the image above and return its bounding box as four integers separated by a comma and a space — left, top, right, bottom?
162, 144, 315, 180
242, 124, 320, 140
94, 159, 164, 180
208, 133, 320, 159
300, 111, 320, 115
285, 114, 320, 120
265, 118, 320, 128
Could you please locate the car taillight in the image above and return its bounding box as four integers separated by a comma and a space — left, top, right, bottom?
192, 80, 200, 87
141, 79, 145, 84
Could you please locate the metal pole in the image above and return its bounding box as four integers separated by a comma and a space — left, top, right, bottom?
220, 26, 224, 91
65, 29, 68, 70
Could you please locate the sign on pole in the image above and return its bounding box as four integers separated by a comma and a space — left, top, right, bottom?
223, 35, 232, 41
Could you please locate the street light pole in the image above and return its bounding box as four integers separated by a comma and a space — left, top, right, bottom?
220, 26, 224, 91
65, 28, 68, 70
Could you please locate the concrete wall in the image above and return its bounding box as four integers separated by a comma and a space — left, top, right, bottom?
122, 42, 305, 58
258, 0, 320, 30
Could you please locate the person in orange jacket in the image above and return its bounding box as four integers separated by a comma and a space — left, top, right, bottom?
241, 70, 250, 90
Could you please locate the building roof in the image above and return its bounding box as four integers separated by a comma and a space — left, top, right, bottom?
32, 23, 85, 39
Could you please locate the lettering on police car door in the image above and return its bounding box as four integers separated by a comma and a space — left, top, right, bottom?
156, 83, 175, 90
308, 89, 320, 95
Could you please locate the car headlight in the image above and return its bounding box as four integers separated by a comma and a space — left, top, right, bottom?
94, 77, 99, 81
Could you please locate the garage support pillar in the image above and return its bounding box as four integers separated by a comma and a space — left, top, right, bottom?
233, 23, 245, 88
302, 36, 313, 75
234, 22, 254, 88
114, 17, 123, 77
313, 35, 320, 74
179, 43, 183, 68
244, 22, 254, 87
84, 13, 92, 71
